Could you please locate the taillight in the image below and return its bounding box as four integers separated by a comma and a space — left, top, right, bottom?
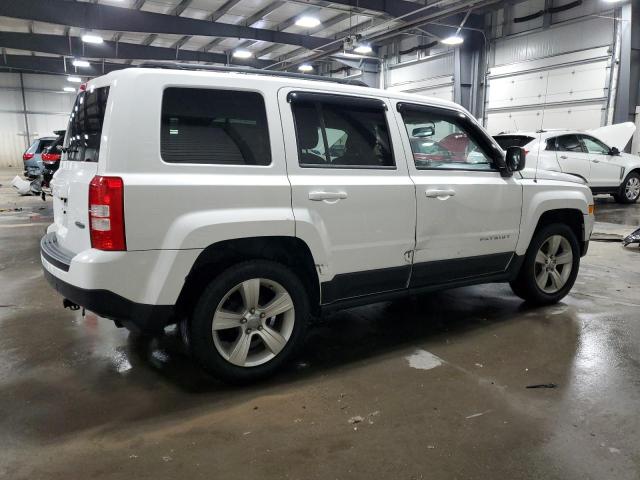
524, 149, 530, 155
23, 152, 34, 161
88, 176, 126, 251
42, 153, 61, 164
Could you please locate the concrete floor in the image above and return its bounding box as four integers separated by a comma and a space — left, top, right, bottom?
1, 170, 639, 480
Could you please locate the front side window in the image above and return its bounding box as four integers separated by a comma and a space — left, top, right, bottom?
555, 135, 585, 153
65, 86, 110, 162
580, 135, 609, 155
161, 88, 271, 165
291, 96, 394, 168
400, 108, 493, 170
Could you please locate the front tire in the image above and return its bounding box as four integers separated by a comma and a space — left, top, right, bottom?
510, 224, 580, 305
189, 260, 310, 383
614, 172, 640, 204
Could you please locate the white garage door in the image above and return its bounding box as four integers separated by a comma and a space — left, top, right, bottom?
485, 17, 614, 135
386, 53, 454, 103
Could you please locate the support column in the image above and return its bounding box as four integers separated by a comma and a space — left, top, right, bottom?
454, 31, 485, 117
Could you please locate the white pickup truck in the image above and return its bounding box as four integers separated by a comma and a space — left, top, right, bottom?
41, 65, 594, 382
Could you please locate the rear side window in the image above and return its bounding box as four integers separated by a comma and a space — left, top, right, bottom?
290, 93, 394, 168
493, 135, 534, 149
65, 86, 110, 162
161, 88, 271, 166
555, 135, 585, 153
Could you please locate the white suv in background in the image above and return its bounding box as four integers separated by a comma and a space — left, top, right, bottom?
494, 124, 640, 203
41, 65, 594, 382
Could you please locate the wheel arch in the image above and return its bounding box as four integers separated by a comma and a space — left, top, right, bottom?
532, 208, 586, 256
175, 236, 321, 317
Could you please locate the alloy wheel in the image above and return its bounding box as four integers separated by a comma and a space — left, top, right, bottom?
211, 278, 295, 367
534, 235, 573, 294
625, 177, 640, 201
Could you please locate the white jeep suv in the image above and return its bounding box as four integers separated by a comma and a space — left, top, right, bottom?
494, 124, 640, 203
41, 65, 594, 382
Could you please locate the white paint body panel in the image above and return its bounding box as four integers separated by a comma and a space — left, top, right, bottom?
44, 68, 594, 308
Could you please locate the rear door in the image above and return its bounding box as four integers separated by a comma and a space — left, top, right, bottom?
553, 134, 591, 182
51, 85, 110, 254
579, 134, 624, 188
279, 89, 416, 303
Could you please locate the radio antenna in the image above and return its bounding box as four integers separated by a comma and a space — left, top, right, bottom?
534, 74, 551, 183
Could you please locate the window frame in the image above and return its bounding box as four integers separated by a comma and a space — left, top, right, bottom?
553, 134, 587, 154
159, 86, 273, 167
288, 91, 397, 170
397, 102, 502, 173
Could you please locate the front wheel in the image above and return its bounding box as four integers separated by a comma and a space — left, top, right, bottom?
189, 260, 310, 383
614, 172, 640, 204
510, 224, 580, 305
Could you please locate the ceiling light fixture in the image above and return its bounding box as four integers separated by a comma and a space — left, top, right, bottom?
298, 64, 314, 72
232, 49, 253, 59
72, 59, 90, 68
353, 44, 373, 54
441, 35, 464, 45
81, 34, 104, 44
63, 87, 76, 92
295, 16, 321, 28
67, 76, 82, 83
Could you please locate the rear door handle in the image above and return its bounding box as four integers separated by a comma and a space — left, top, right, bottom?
559, 155, 568, 160
592, 159, 600, 163
309, 190, 348, 202
425, 189, 456, 199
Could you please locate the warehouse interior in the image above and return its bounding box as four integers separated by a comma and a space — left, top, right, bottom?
1, 0, 639, 479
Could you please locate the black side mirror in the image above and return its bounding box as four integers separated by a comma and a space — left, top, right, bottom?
505, 146, 526, 172
608, 147, 620, 156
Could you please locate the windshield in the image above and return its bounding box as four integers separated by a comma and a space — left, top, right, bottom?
493, 135, 534, 149
64, 86, 110, 162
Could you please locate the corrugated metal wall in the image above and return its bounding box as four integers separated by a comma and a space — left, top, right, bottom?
0, 73, 74, 169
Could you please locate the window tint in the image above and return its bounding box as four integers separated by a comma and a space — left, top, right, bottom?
493, 135, 534, 149
401, 109, 493, 170
291, 97, 394, 168
545, 138, 557, 151
580, 135, 609, 155
556, 135, 584, 153
65, 86, 110, 162
161, 88, 271, 165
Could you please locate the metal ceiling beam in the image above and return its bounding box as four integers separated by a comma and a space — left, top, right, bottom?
314, 0, 435, 21
0, 0, 330, 51
0, 54, 130, 76
0, 32, 271, 68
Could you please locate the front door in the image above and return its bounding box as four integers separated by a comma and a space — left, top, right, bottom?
394, 102, 522, 288
279, 89, 416, 303
580, 134, 624, 188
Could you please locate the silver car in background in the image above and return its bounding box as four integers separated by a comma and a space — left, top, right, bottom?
22, 137, 56, 178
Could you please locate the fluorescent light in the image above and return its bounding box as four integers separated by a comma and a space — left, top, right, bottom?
298, 64, 314, 72
602, 0, 624, 2
232, 49, 252, 59
441, 35, 464, 45
295, 16, 321, 28
354, 44, 372, 54
81, 34, 103, 44
63, 87, 76, 92
67, 76, 82, 83
72, 59, 90, 68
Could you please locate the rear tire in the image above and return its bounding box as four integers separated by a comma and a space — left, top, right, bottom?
189, 260, 310, 383
614, 172, 640, 204
510, 223, 580, 305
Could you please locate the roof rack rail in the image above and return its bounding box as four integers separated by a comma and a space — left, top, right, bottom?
137, 61, 370, 88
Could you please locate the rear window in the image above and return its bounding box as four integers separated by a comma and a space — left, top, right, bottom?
64, 86, 110, 162
26, 139, 54, 154
160, 88, 271, 165
493, 135, 534, 149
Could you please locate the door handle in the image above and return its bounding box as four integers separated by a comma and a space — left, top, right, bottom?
309, 190, 348, 201
592, 159, 600, 163
559, 155, 568, 159
425, 189, 456, 199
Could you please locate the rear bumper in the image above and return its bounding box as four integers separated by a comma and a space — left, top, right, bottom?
40, 232, 177, 333
42, 268, 175, 333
